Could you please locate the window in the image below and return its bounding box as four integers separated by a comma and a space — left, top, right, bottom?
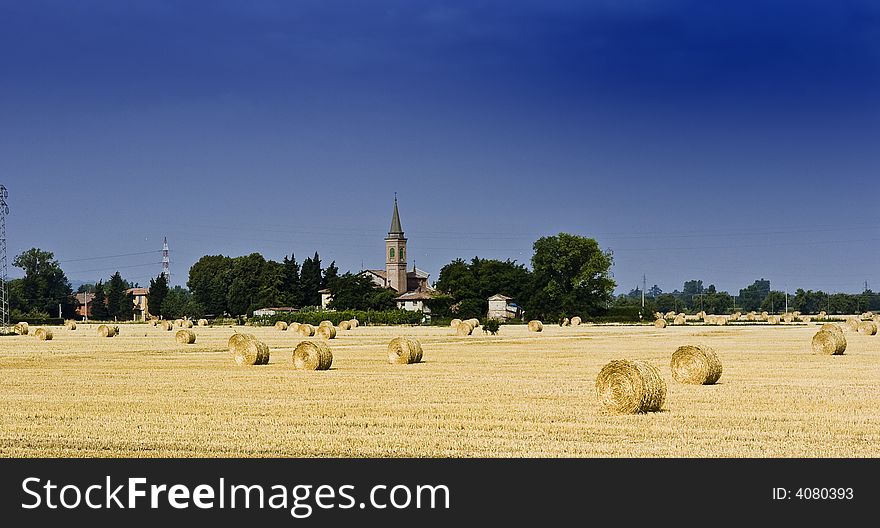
400, 248, 405, 261
389, 247, 395, 260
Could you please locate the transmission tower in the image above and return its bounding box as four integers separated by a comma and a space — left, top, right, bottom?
0, 185, 9, 330
162, 236, 170, 279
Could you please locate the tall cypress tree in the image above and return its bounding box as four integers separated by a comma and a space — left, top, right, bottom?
299, 252, 323, 307
148, 274, 169, 318
322, 260, 339, 289
282, 254, 301, 307
106, 271, 133, 321
89, 281, 109, 320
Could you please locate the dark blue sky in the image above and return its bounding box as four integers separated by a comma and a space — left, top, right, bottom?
1, 1, 878, 294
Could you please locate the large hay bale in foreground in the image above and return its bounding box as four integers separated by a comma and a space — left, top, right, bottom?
65, 320, 77, 330
388, 337, 423, 364
292, 341, 333, 370
229, 333, 269, 366
275, 321, 288, 331
316, 325, 337, 339
456, 322, 473, 336
858, 321, 878, 336
671, 345, 723, 385
296, 324, 315, 337
571, 316, 582, 326
812, 329, 846, 355
527, 320, 543, 332
34, 328, 53, 341
654, 318, 667, 328
13, 322, 29, 335
338, 320, 352, 331
175, 329, 196, 344
198, 319, 209, 327
97, 324, 116, 337
596, 360, 666, 414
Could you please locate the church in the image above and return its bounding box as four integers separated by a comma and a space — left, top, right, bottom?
361, 197, 436, 313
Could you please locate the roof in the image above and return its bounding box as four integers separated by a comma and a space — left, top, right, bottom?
406, 267, 430, 279
388, 196, 403, 236
488, 294, 512, 301
318, 288, 331, 294
395, 291, 436, 301
364, 269, 387, 279
255, 307, 298, 312
126, 288, 149, 295
74, 292, 95, 304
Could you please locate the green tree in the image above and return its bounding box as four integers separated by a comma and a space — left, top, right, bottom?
528, 233, 615, 320
148, 274, 170, 318
282, 254, 302, 307
435, 257, 531, 318
760, 291, 787, 314
162, 286, 192, 318
791, 289, 827, 314
327, 273, 397, 311
188, 255, 233, 316
89, 281, 109, 320
738, 279, 771, 312
299, 252, 323, 307
226, 253, 266, 316
11, 248, 77, 317
258, 260, 285, 309
106, 271, 133, 321
322, 260, 339, 289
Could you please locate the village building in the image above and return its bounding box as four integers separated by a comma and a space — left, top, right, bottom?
487, 294, 522, 321
126, 287, 150, 322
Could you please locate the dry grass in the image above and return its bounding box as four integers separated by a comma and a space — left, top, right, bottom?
0, 322, 878, 457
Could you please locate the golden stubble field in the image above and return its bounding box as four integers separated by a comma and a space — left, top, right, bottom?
0, 322, 878, 457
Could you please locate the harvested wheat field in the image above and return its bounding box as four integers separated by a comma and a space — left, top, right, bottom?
0, 322, 878, 458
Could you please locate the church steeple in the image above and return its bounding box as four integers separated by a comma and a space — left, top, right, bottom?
388, 193, 403, 237
385, 194, 408, 293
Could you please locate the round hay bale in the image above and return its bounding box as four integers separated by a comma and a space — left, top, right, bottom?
197, 319, 209, 327
746, 312, 756, 321
175, 329, 196, 344
596, 360, 666, 414
858, 321, 878, 336
450, 318, 462, 328
846, 318, 861, 331
349, 319, 359, 328
456, 322, 473, 336
812, 329, 846, 355
671, 345, 723, 385
292, 341, 333, 370
729, 313, 740, 322
316, 325, 337, 339
665, 311, 676, 320
229, 333, 269, 366
65, 320, 77, 330
97, 324, 116, 337
704, 315, 716, 325
819, 311, 827, 319
874, 315, 880, 325
561, 317, 570, 327
182, 319, 194, 328
801, 316, 812, 324
388, 337, 423, 364
466, 318, 480, 328
114, 325, 120, 335
338, 320, 352, 331
34, 328, 53, 341
783, 314, 794, 324
654, 318, 667, 328
318, 320, 334, 328
275, 321, 289, 331
149, 319, 158, 326
673, 315, 686, 326
527, 320, 543, 332
571, 316, 582, 326
296, 324, 315, 337
289, 322, 301, 333
173, 319, 183, 327
161, 321, 174, 331
767, 315, 780, 325
13, 322, 29, 335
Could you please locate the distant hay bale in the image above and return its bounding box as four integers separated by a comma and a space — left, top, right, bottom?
316, 325, 337, 339
160, 321, 174, 331
858, 321, 878, 336
671, 345, 723, 385
388, 337, 423, 364
292, 341, 333, 370
654, 318, 667, 328
13, 322, 29, 335
561, 317, 570, 327
318, 320, 334, 328
527, 320, 543, 332
173, 319, 183, 327
673, 315, 686, 326
812, 328, 846, 355
846, 318, 861, 331
274, 321, 288, 331
818, 311, 827, 319
149, 319, 158, 326
595, 360, 666, 414
338, 320, 352, 331
767, 315, 780, 325
175, 329, 196, 344
704, 315, 716, 325
229, 333, 269, 366
296, 324, 315, 337
466, 318, 480, 328
182, 319, 194, 328
783, 314, 794, 324
801, 316, 812, 324
456, 322, 473, 335
571, 316, 582, 326
697, 311, 706, 321
665, 311, 676, 320
289, 322, 301, 333
746, 312, 756, 321
97, 324, 117, 337
197, 319, 209, 326
729, 312, 740, 322
34, 328, 53, 341
874, 315, 880, 325
65, 320, 77, 330
349, 319, 359, 328
450, 318, 462, 328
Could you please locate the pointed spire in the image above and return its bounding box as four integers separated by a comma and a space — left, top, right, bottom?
389, 193, 403, 235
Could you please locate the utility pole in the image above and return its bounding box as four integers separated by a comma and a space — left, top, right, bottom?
642, 274, 646, 309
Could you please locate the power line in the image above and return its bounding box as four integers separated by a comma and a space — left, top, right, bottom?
58, 250, 161, 263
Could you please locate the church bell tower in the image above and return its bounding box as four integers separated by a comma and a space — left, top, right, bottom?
385, 195, 408, 293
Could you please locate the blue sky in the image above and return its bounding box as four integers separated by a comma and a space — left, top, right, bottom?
1, 1, 878, 294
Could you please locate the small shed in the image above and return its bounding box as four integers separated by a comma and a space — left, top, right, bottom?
487, 294, 521, 320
